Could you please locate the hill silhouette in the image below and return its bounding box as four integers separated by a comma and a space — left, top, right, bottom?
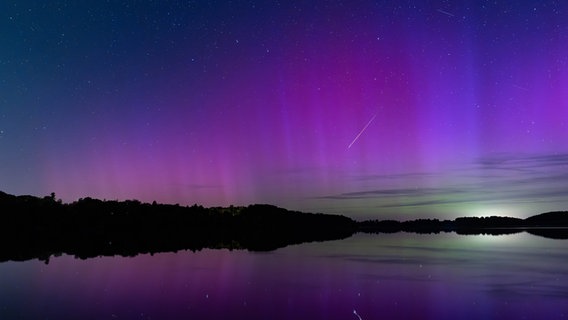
524, 211, 568, 226
1, 191, 567, 263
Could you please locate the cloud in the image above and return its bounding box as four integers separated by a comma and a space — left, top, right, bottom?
319, 187, 465, 200
185, 184, 221, 189
476, 153, 568, 172
320, 152, 568, 211
351, 172, 438, 181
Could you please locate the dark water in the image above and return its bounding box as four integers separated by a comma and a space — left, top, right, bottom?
1, 233, 567, 319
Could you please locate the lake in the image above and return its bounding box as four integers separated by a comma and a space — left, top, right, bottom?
1, 232, 566, 319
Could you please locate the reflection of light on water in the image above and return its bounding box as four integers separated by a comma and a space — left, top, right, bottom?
459, 233, 526, 246
454, 232, 560, 250
353, 309, 363, 320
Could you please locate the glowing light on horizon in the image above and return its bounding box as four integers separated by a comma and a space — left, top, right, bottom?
1, 1, 568, 219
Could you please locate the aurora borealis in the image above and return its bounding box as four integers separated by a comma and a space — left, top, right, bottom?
1, 1, 568, 219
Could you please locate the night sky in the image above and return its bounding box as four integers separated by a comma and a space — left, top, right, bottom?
1, 1, 568, 219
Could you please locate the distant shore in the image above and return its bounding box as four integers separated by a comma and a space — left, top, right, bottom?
1, 191, 567, 263
358, 212, 568, 236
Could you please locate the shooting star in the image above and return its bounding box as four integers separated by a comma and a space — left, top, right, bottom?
437, 9, 455, 17
347, 114, 377, 149
512, 84, 529, 91
353, 309, 363, 320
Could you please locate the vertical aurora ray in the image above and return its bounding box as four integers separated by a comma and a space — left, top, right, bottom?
0, 1, 567, 218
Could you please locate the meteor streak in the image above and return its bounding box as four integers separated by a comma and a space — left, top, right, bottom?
353, 309, 363, 320
436, 9, 455, 17
347, 114, 376, 149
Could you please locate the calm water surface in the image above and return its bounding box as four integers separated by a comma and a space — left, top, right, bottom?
1, 232, 567, 319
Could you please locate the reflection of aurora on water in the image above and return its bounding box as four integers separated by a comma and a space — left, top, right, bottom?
1, 233, 567, 319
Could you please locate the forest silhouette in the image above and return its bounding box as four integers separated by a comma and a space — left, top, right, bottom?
1, 191, 567, 263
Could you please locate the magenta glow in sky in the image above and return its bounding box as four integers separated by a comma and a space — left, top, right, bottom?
1, 1, 568, 219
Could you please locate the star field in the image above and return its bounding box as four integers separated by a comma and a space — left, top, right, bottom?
1, 1, 568, 219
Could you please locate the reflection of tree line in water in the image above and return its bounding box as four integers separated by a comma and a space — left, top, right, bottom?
0, 191, 567, 263
358, 215, 568, 239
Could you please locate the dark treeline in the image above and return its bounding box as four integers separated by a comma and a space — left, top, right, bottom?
1, 191, 568, 264
0, 191, 356, 263
359, 212, 568, 238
